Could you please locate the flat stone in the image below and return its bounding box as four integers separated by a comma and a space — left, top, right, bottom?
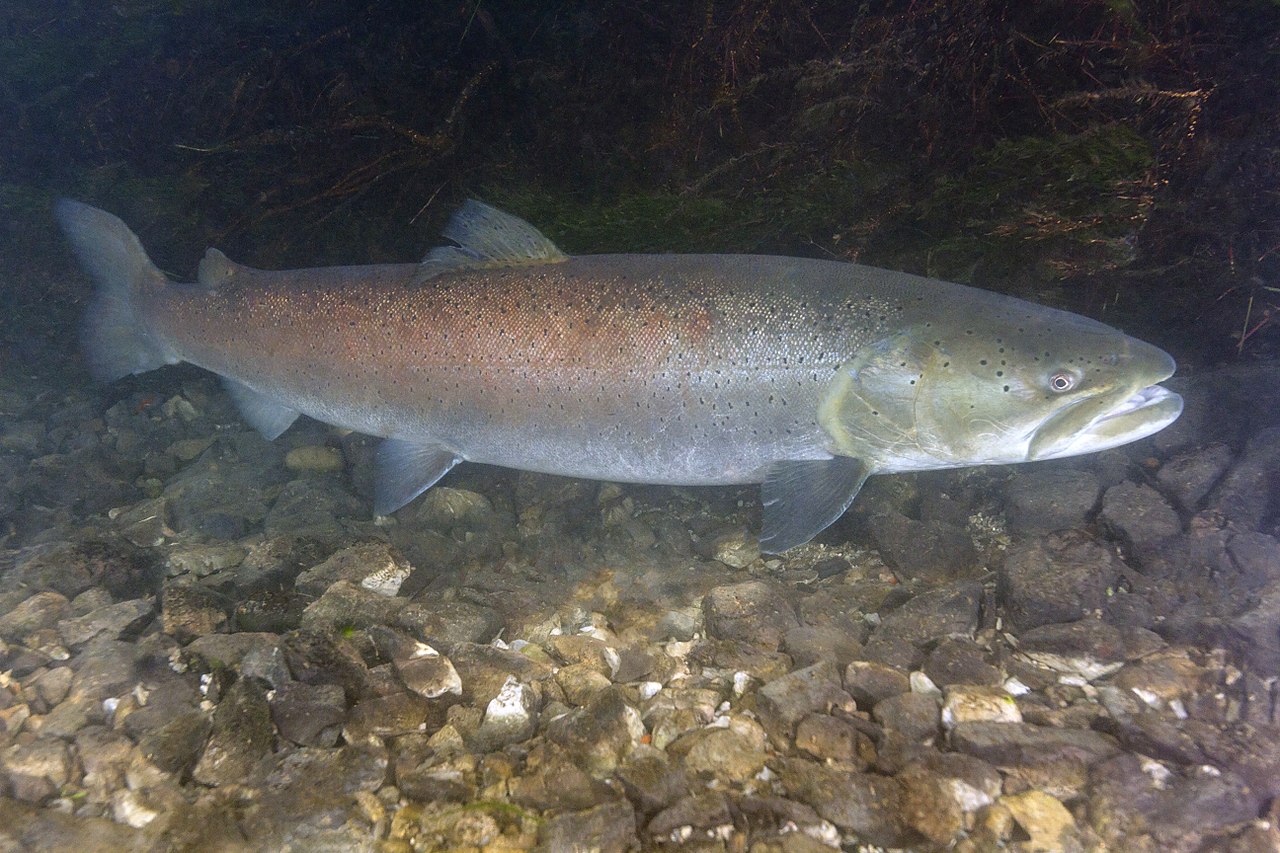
0, 592, 70, 641
294, 542, 413, 598
795, 713, 875, 767
1099, 481, 1182, 562
191, 678, 274, 786
844, 660, 911, 708
538, 801, 637, 853
869, 511, 979, 583
1, 737, 72, 802
161, 582, 231, 642
1157, 443, 1233, 511
269, 681, 346, 746
544, 687, 642, 777
299, 579, 408, 632
668, 716, 768, 782
757, 661, 855, 744
999, 530, 1124, 630
57, 598, 153, 646
1003, 465, 1101, 534
702, 579, 798, 650
776, 759, 911, 848
941, 685, 1022, 729
872, 580, 982, 648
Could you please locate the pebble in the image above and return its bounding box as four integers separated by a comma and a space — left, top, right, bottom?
941, 685, 1023, 729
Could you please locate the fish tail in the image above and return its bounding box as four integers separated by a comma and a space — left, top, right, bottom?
56, 199, 174, 381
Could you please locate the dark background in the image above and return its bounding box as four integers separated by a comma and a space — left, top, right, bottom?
3, 0, 1278, 363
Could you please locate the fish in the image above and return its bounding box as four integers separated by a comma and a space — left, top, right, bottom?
56, 199, 1183, 553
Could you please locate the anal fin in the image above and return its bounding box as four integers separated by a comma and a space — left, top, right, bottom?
222, 378, 300, 440
759, 456, 870, 554
374, 438, 462, 516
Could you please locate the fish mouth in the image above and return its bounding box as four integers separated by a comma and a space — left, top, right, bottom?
1029, 383, 1184, 461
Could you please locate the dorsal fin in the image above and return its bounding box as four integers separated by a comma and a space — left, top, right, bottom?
197, 248, 241, 290
416, 200, 568, 281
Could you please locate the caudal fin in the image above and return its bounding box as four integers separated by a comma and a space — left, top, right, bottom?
55, 199, 176, 381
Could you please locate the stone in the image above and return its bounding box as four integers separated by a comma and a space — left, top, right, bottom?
136, 709, 211, 776
538, 801, 637, 853
669, 716, 768, 782
1016, 619, 1163, 682
343, 692, 434, 741
398, 599, 503, 646
1, 737, 72, 802
447, 642, 553, 707
57, 598, 153, 646
1003, 465, 1101, 534
757, 661, 856, 744
897, 762, 968, 845
616, 746, 690, 815
0, 797, 145, 850
1156, 443, 1232, 511
396, 752, 477, 803
702, 579, 798, 650
999, 530, 1123, 630
869, 510, 979, 583
1001, 790, 1082, 853
843, 660, 910, 708
269, 681, 346, 746
941, 685, 1022, 729
1099, 481, 1182, 562
1206, 427, 1280, 532
507, 742, 613, 812
923, 637, 1003, 687
294, 542, 414, 598
953, 721, 1121, 766
794, 713, 875, 767
872, 580, 982, 648
0, 592, 70, 641
782, 624, 863, 670
873, 692, 941, 743
646, 792, 734, 840
776, 759, 911, 847
161, 582, 231, 642
284, 444, 344, 473
544, 687, 643, 777
472, 676, 538, 750
299, 580, 408, 632
191, 678, 274, 786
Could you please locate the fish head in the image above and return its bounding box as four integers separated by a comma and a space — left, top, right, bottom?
819, 300, 1183, 471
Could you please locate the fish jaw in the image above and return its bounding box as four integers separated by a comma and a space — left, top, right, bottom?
1027, 382, 1183, 460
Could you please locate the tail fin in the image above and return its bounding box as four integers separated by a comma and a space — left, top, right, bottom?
55, 199, 176, 381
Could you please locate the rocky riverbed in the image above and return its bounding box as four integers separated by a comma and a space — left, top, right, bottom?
0, 349, 1277, 851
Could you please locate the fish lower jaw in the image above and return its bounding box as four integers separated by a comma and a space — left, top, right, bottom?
1033, 384, 1183, 461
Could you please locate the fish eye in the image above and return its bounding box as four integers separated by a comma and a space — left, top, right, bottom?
1049, 371, 1076, 392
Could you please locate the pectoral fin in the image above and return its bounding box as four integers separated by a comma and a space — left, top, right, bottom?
758, 456, 870, 554
374, 438, 463, 516
222, 378, 300, 440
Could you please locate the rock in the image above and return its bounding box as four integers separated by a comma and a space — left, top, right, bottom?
951, 721, 1120, 798
843, 660, 910, 708
1099, 481, 1182, 561
869, 510, 980, 582
1157, 443, 1233, 511
0, 592, 70, 641
447, 642, 553, 707
396, 752, 477, 803
299, 580, 408, 632
281, 630, 372, 700
343, 692, 435, 741
57, 598, 153, 646
873, 580, 983, 648
67, 641, 145, 702
897, 762, 967, 845
1, 737, 72, 802
75, 726, 134, 803
873, 692, 941, 744
294, 542, 414, 598
999, 530, 1123, 630
472, 676, 538, 750
284, 444, 344, 473
136, 709, 211, 776
414, 486, 496, 529
646, 791, 735, 840
1000, 790, 1082, 853
393, 645, 463, 700
782, 624, 863, 670
556, 662, 613, 706
545, 687, 643, 777
1003, 466, 1101, 534
941, 685, 1022, 729
269, 682, 346, 746
668, 716, 768, 782
795, 713, 875, 767
0, 797, 146, 850
702, 579, 798, 650
756, 661, 856, 746
507, 742, 613, 812
1087, 753, 1261, 853
1016, 619, 1164, 681
616, 746, 689, 815
1183, 720, 1280, 800
776, 759, 911, 847
13, 540, 158, 601
923, 637, 1003, 687
398, 599, 503, 646
191, 678, 274, 786
263, 478, 363, 538
161, 583, 231, 642
537, 801, 637, 853
1206, 427, 1280, 532
1224, 580, 1280, 675
164, 543, 247, 578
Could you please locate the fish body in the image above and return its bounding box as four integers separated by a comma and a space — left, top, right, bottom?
57, 200, 1183, 551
